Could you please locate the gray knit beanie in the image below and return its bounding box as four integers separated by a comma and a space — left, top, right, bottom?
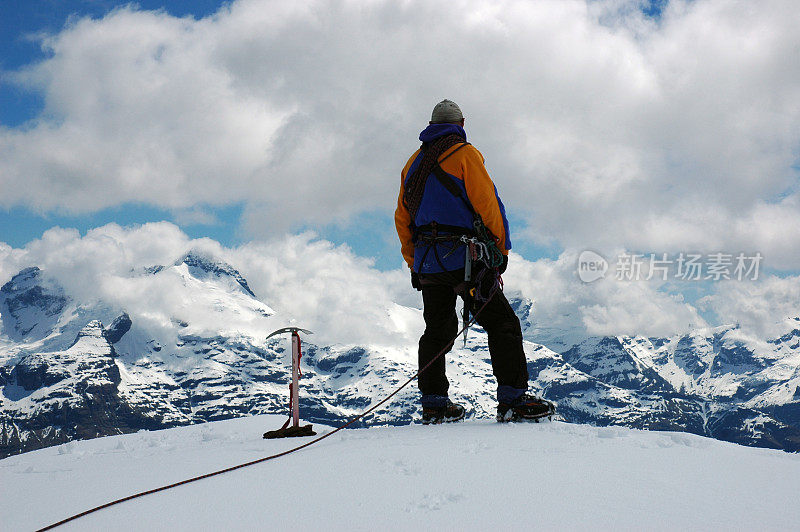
430, 99, 464, 124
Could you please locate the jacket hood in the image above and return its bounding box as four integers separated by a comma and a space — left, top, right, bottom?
419, 123, 467, 144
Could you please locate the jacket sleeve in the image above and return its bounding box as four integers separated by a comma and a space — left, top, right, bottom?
394, 157, 417, 270
459, 146, 511, 254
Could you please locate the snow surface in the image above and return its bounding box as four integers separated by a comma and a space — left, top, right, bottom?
2, 416, 800, 531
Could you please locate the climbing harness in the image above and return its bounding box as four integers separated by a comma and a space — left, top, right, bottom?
37, 291, 499, 532
410, 142, 506, 345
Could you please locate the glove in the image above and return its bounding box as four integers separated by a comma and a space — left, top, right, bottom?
498, 255, 508, 275
411, 271, 422, 291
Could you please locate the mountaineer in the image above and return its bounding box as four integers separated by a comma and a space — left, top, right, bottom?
395, 99, 555, 424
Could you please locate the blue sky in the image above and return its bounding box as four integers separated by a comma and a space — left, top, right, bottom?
1, 1, 224, 123
1, 1, 266, 255
1, 0, 799, 337
0, 0, 675, 270
1, 0, 798, 276
1, 0, 529, 270
0, 0, 670, 125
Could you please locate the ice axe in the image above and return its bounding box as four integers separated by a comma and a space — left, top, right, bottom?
263, 327, 317, 439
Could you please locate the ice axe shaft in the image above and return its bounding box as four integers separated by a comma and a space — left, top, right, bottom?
462, 242, 475, 346
264, 327, 316, 439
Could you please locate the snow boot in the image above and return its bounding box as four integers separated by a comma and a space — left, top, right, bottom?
497, 394, 555, 423
422, 400, 466, 425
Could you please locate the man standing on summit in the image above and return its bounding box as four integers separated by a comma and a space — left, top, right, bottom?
395, 99, 554, 424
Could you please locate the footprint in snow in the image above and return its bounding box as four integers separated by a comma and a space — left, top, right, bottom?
405, 492, 465, 512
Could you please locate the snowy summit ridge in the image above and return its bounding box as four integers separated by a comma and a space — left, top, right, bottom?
4, 416, 800, 531
177, 250, 258, 299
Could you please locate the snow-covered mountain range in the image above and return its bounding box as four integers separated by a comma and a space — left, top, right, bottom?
2, 252, 799, 458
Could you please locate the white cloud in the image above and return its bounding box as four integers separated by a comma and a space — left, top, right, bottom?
172, 206, 221, 226
230, 233, 419, 345
702, 274, 800, 338
10, 223, 193, 302
503, 250, 707, 342
0, 243, 26, 290
4, 223, 797, 350
1, 0, 799, 266
0, 223, 418, 347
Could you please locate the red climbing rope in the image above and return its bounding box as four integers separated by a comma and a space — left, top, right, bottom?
38, 292, 497, 531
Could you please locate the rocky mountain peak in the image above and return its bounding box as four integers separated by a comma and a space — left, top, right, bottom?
176, 250, 256, 298
1, 266, 41, 291
13, 319, 119, 396
71, 320, 109, 348
104, 313, 132, 344
1, 266, 68, 341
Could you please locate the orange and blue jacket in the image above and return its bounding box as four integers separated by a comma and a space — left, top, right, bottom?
395, 123, 511, 273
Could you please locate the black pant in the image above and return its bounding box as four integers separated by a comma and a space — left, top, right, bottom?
417, 270, 529, 397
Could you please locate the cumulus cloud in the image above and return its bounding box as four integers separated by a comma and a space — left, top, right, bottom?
230, 233, 419, 345
1, 0, 799, 266
702, 274, 800, 338
2, 223, 797, 349
0, 223, 418, 347
0, 243, 26, 289
502, 250, 708, 344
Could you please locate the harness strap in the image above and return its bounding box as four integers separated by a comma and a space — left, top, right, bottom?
410, 141, 504, 278
438, 141, 470, 164
428, 143, 500, 246
412, 222, 473, 243
407, 142, 471, 235
430, 143, 478, 214
432, 166, 477, 218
